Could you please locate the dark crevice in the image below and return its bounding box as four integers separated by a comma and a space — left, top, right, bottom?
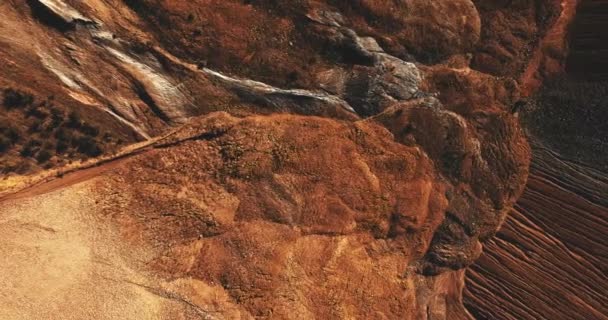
464, 301, 492, 320
445, 211, 475, 237
131, 81, 171, 124
26, 0, 75, 32
154, 129, 229, 149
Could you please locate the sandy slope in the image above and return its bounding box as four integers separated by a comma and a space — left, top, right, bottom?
0, 178, 227, 320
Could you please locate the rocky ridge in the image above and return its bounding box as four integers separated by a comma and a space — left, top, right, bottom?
0, 1, 603, 319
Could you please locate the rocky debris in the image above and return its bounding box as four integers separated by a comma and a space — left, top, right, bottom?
308, 9, 422, 116
199, 68, 358, 120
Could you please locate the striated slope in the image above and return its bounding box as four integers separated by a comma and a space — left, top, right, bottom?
2, 1, 598, 319
464, 140, 608, 320
463, 2, 608, 318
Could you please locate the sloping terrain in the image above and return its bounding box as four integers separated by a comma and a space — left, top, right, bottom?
464, 141, 608, 319
567, 0, 608, 80
464, 3, 608, 316
0, 0, 605, 319
0, 180, 203, 320
0, 99, 530, 319
0, 0, 558, 174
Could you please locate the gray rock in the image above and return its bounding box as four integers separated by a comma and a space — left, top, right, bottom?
308, 8, 422, 116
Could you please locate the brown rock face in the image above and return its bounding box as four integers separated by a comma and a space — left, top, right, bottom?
98, 113, 452, 318
376, 96, 530, 274
0, 102, 529, 318
93, 101, 526, 318
325, 0, 481, 63
471, 0, 561, 78
0, 0, 601, 319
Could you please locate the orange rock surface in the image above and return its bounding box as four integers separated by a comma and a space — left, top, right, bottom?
0, 0, 604, 319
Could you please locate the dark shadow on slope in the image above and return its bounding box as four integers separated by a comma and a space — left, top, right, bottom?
26, 0, 75, 32
131, 81, 171, 124
521, 76, 608, 171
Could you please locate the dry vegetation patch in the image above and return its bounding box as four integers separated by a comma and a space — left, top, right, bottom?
0, 88, 120, 175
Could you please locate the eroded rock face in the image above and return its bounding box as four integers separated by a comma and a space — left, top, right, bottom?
377, 100, 530, 274
83, 97, 527, 318
325, 0, 481, 63
471, 0, 562, 77
0, 0, 555, 173
98, 113, 449, 318
0, 0, 576, 319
